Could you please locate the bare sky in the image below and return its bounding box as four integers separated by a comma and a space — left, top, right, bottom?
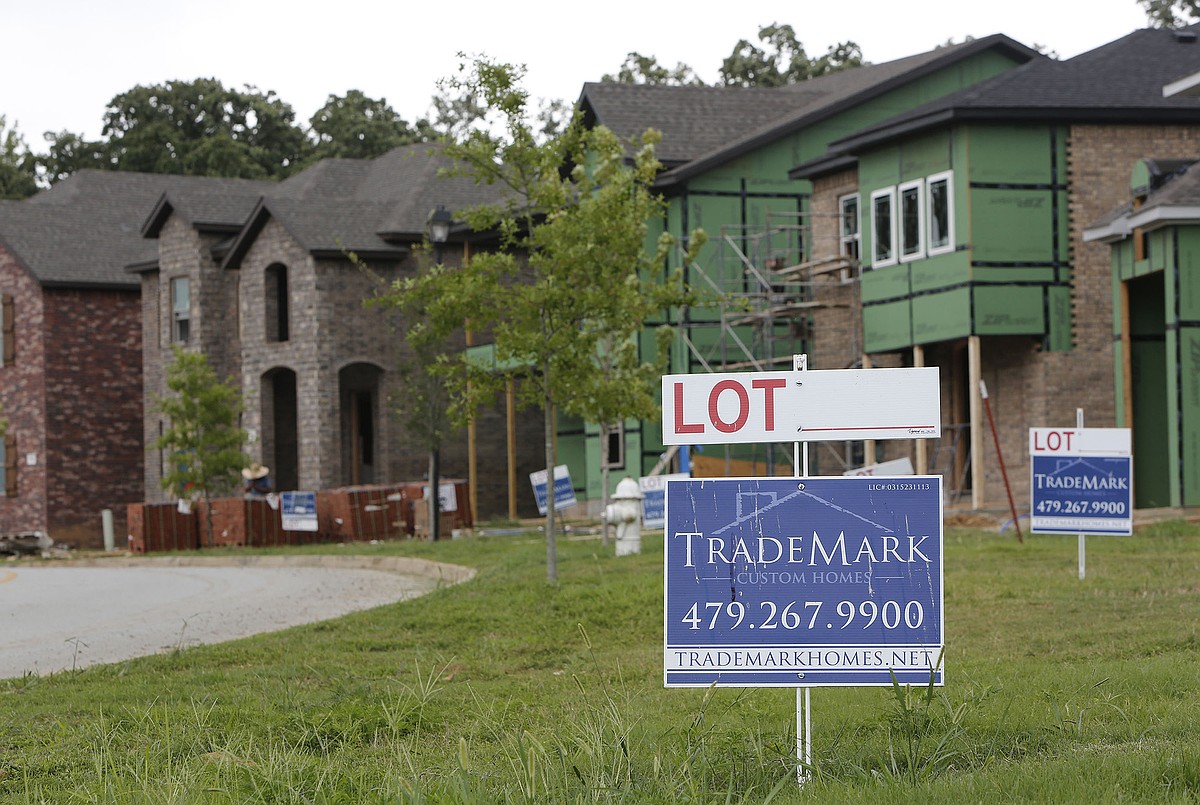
2, 0, 1153, 154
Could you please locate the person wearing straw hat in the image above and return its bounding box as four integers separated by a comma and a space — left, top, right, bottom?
242, 462, 272, 498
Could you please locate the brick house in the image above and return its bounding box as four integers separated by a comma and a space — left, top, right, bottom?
134, 143, 543, 519
0, 171, 272, 546
789, 24, 1200, 508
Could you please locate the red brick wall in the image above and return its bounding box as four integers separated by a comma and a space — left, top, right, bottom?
41, 287, 143, 546
0, 246, 48, 535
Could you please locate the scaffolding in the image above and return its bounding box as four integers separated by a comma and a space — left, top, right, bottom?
673, 209, 971, 496
677, 210, 863, 476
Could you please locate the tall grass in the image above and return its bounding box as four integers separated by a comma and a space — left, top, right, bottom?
3, 521, 1200, 802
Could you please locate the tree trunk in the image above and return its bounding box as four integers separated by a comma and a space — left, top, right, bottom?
544, 382, 557, 584
428, 447, 440, 541
599, 423, 611, 548
203, 489, 214, 548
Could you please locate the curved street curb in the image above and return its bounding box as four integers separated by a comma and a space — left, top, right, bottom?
47, 554, 476, 586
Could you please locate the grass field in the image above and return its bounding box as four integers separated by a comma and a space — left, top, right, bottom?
3, 519, 1200, 803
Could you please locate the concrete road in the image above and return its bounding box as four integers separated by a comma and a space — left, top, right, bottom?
0, 556, 464, 678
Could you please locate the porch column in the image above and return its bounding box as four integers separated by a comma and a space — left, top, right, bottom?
913, 344, 928, 474
968, 335, 984, 510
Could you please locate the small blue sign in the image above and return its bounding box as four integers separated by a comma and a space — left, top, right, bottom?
640, 473, 689, 529
1030, 455, 1132, 535
664, 477, 943, 688
530, 465, 577, 516
281, 491, 319, 532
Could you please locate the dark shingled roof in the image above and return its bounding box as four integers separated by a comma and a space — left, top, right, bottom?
0, 171, 274, 288
792, 24, 1200, 178
578, 83, 798, 166
579, 35, 1042, 188
1086, 158, 1200, 238
221, 143, 512, 267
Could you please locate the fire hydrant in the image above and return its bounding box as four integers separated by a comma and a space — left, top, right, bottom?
605, 476, 644, 556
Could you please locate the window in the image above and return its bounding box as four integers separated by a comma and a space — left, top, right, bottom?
927, 171, 955, 256
170, 278, 190, 343
1, 431, 15, 497
1, 293, 13, 367
870, 188, 897, 267
265, 264, 289, 342
603, 422, 625, 469
839, 194, 860, 261
899, 179, 925, 262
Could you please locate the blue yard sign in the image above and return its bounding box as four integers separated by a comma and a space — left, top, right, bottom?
640, 472, 689, 529
529, 465, 577, 516
664, 476, 943, 688
1029, 428, 1132, 535
281, 491, 318, 532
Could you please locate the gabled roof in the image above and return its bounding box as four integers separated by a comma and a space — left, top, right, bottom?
791, 24, 1200, 179
0, 171, 271, 289
142, 180, 275, 238
1085, 158, 1200, 242
580, 35, 1042, 189
221, 143, 511, 268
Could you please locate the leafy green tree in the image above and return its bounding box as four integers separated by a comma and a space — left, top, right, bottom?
601, 52, 704, 85
154, 347, 247, 546
0, 116, 37, 199
1140, 0, 1200, 26
427, 84, 487, 142
720, 23, 863, 86
99, 78, 307, 178
37, 130, 111, 185
384, 57, 704, 582
307, 90, 431, 162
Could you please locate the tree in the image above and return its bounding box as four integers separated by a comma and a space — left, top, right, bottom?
601, 52, 704, 86
1140, 0, 1200, 26
154, 347, 247, 546
720, 23, 863, 86
37, 130, 111, 185
307, 90, 431, 163
99, 78, 307, 179
383, 57, 704, 582
0, 116, 37, 199
427, 84, 488, 142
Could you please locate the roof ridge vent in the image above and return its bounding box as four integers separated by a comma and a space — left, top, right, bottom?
1174, 29, 1198, 43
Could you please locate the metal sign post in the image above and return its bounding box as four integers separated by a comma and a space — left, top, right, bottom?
1077, 409, 1085, 580
794, 353, 811, 786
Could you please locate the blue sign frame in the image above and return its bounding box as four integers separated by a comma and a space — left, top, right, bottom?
1030, 455, 1133, 535
664, 477, 943, 687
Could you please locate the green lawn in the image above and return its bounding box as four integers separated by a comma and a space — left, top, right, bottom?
3, 521, 1200, 803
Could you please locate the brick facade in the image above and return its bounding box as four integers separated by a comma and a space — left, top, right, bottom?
0, 246, 47, 536
0, 246, 142, 546
143, 212, 543, 520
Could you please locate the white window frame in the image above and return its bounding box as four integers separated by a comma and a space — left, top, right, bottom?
603, 421, 625, 469
870, 187, 897, 268
170, 277, 190, 344
926, 170, 955, 256
839, 193, 860, 262
899, 179, 925, 262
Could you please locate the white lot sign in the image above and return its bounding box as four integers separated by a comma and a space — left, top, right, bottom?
662, 367, 940, 445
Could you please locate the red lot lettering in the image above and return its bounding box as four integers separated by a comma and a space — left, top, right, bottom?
672, 378, 787, 436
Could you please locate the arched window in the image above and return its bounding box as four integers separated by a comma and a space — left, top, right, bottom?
261, 367, 299, 491
264, 264, 289, 342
